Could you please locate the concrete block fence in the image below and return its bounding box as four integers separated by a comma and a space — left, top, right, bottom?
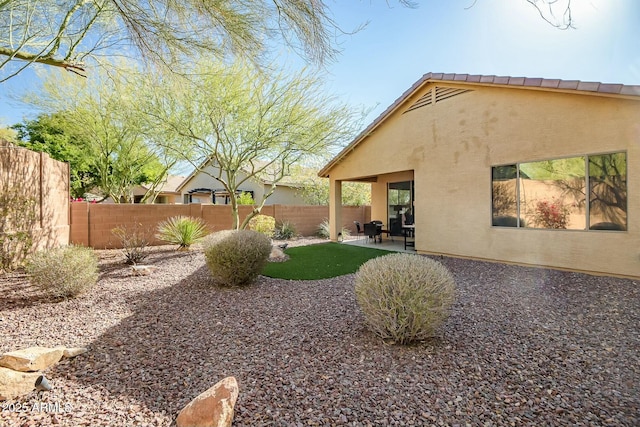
70, 203, 371, 249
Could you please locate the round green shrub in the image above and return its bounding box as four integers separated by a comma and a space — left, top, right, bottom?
203, 230, 272, 287
248, 215, 276, 238
354, 254, 456, 344
25, 245, 99, 299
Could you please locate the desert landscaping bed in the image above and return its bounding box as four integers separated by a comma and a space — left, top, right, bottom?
1, 241, 639, 426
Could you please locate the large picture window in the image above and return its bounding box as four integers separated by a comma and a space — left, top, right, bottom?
492, 152, 627, 231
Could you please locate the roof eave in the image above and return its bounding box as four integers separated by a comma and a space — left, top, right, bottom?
318, 72, 640, 178
318, 72, 435, 178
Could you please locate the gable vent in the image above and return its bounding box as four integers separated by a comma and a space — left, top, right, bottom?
404, 86, 472, 113
405, 90, 433, 112
434, 86, 471, 102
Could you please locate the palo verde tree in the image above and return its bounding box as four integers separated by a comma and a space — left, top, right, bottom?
143, 60, 359, 229
0, 0, 416, 82
0, 1, 572, 82
30, 68, 175, 202
290, 163, 371, 206
525, 0, 573, 29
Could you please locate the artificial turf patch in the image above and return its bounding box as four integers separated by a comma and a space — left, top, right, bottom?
261, 242, 393, 280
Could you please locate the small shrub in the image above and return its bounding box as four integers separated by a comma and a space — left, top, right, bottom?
274, 220, 297, 240
354, 254, 456, 344
203, 230, 272, 287
156, 216, 208, 250
237, 192, 255, 205
248, 215, 276, 238
25, 245, 99, 299
316, 219, 351, 239
532, 198, 570, 229
111, 223, 154, 264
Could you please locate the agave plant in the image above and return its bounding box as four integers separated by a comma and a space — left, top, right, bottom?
156, 216, 208, 250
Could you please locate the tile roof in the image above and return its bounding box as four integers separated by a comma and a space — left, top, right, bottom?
318, 73, 640, 177
419, 73, 640, 95
176, 158, 307, 193
140, 175, 186, 193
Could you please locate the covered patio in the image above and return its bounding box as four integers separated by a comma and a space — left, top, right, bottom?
342, 234, 415, 253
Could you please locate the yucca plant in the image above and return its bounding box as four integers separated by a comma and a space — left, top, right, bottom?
316, 219, 350, 239
156, 216, 208, 250
274, 220, 297, 240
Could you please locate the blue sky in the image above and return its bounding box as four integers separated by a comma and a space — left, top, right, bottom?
1, 0, 639, 127
319, 0, 640, 120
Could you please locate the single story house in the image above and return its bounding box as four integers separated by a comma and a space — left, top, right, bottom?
319, 73, 639, 278
100, 175, 186, 203
177, 160, 306, 205
132, 175, 185, 204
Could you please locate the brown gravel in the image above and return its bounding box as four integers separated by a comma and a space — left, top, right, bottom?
1, 238, 639, 426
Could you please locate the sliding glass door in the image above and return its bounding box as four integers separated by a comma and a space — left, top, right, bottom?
388, 181, 414, 236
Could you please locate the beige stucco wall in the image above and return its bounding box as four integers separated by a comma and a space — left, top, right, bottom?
261, 184, 305, 205
327, 83, 640, 278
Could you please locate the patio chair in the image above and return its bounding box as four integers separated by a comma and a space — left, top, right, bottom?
353, 221, 365, 240
363, 222, 382, 244
371, 219, 390, 240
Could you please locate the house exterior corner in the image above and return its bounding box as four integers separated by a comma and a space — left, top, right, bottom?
320, 74, 640, 278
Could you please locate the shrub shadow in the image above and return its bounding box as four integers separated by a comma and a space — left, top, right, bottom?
0, 270, 53, 309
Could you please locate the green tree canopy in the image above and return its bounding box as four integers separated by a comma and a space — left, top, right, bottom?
13, 112, 98, 198
143, 60, 361, 228
0, 0, 413, 81
28, 69, 176, 202
0, 1, 572, 81
291, 165, 371, 206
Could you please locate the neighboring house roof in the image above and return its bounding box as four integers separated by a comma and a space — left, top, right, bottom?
318, 72, 640, 178
140, 175, 186, 195
176, 159, 306, 193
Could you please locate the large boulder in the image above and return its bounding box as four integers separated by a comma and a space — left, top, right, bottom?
176, 377, 239, 427
0, 367, 41, 400
0, 347, 64, 372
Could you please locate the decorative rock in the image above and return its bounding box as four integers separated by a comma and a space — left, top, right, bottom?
62, 347, 88, 358
269, 246, 289, 262
131, 265, 157, 276
176, 376, 239, 427
0, 347, 64, 372
0, 367, 41, 400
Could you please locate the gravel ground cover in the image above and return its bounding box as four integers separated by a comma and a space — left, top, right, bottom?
1, 239, 638, 426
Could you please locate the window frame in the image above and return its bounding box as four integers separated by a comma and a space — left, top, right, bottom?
491, 151, 627, 232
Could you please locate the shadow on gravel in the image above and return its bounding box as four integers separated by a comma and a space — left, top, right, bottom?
97, 249, 200, 280
0, 271, 53, 309
52, 256, 640, 426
